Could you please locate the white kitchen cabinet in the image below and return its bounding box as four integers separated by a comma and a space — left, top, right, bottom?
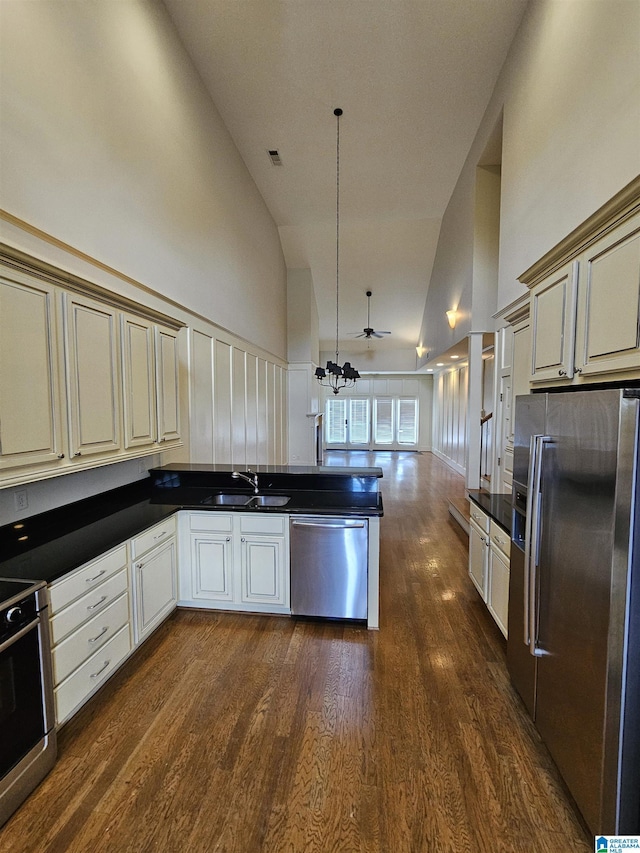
48, 544, 131, 725
529, 260, 578, 383
0, 250, 184, 489
526, 191, 640, 387
131, 517, 177, 644
121, 313, 157, 450
574, 214, 640, 378
468, 501, 511, 638
487, 520, 510, 639
0, 271, 66, 473
180, 511, 290, 614
156, 326, 181, 446
239, 514, 288, 609
468, 502, 489, 598
64, 292, 122, 461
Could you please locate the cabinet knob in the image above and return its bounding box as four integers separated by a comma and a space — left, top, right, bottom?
57, 453, 65, 459
226, 537, 231, 542
241, 537, 246, 543
574, 366, 583, 374
558, 369, 567, 376
74, 451, 82, 457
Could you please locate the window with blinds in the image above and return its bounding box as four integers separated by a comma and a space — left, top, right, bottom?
325, 395, 418, 448
373, 399, 394, 444
325, 398, 347, 444
397, 398, 418, 444
348, 399, 370, 444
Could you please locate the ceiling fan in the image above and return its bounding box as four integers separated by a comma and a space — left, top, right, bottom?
353, 290, 392, 339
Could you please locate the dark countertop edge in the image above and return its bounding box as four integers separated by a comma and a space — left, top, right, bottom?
0, 486, 383, 586
467, 490, 512, 536
150, 463, 384, 478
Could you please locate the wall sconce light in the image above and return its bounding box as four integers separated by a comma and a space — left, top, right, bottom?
446, 309, 457, 329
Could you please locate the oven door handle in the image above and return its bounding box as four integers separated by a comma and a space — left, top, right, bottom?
0, 616, 39, 654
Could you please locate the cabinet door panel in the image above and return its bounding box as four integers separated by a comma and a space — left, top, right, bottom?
156, 327, 180, 444
191, 535, 234, 601
530, 262, 578, 382
122, 315, 156, 449
488, 546, 509, 638
468, 520, 488, 599
65, 294, 121, 458
0, 275, 64, 469
578, 219, 640, 375
241, 536, 285, 605
134, 539, 177, 642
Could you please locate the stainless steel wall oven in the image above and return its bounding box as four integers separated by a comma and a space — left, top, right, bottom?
0, 578, 56, 826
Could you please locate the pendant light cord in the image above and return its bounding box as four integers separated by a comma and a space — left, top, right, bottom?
335, 107, 341, 363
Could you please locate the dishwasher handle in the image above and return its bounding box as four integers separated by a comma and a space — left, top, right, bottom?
291, 519, 366, 529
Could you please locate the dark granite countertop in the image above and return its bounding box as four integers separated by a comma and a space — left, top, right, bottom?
0, 473, 383, 586
467, 490, 512, 535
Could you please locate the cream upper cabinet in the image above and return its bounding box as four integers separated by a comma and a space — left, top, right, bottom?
64, 292, 122, 460
530, 261, 578, 383
0, 248, 184, 488
0, 271, 66, 472
122, 313, 157, 450
574, 215, 640, 377
156, 326, 181, 445
523, 179, 640, 388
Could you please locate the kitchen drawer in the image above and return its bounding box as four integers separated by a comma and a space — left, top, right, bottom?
49, 544, 127, 614
50, 567, 128, 645
239, 514, 286, 535
490, 520, 511, 559
189, 512, 233, 534
468, 502, 490, 534
52, 591, 130, 685
54, 624, 131, 725
131, 515, 176, 559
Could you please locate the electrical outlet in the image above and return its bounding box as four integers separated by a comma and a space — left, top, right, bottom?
14, 489, 28, 511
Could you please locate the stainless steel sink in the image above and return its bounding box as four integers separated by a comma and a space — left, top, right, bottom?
208, 494, 251, 506
249, 495, 290, 507
201, 493, 291, 508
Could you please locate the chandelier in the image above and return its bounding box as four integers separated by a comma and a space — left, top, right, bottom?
315, 108, 360, 395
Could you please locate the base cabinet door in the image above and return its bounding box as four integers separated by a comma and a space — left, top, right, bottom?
488, 546, 510, 638
469, 520, 489, 599
241, 534, 287, 607
191, 533, 234, 602
133, 538, 177, 643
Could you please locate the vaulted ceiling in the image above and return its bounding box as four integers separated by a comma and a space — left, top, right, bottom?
162, 0, 528, 357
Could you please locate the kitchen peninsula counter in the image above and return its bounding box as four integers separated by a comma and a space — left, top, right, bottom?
0, 464, 383, 586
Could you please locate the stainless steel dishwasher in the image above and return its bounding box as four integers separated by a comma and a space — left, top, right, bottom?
290, 516, 368, 620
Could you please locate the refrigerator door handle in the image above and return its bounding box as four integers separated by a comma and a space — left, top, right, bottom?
524, 434, 542, 646
529, 434, 551, 657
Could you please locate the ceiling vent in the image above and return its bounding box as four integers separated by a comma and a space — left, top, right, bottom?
267, 149, 283, 166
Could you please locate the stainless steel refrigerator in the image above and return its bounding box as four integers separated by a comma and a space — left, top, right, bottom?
508, 387, 640, 835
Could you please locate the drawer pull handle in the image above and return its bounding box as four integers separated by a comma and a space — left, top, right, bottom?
86, 569, 106, 583
87, 595, 107, 611
88, 626, 109, 644
90, 660, 111, 680
153, 531, 167, 540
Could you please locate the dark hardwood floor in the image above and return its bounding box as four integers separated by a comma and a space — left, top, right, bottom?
1, 452, 591, 852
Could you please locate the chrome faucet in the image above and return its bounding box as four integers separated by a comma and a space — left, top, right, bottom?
232, 469, 259, 494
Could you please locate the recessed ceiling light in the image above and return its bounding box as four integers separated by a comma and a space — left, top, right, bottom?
436, 362, 444, 366
451, 355, 460, 359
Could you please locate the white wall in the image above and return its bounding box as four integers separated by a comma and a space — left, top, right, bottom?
0, 0, 287, 360
418, 0, 640, 363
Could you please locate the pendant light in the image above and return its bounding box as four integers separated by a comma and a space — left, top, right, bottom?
315, 108, 360, 395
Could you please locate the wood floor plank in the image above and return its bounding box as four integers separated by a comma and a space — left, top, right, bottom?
0, 451, 593, 853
